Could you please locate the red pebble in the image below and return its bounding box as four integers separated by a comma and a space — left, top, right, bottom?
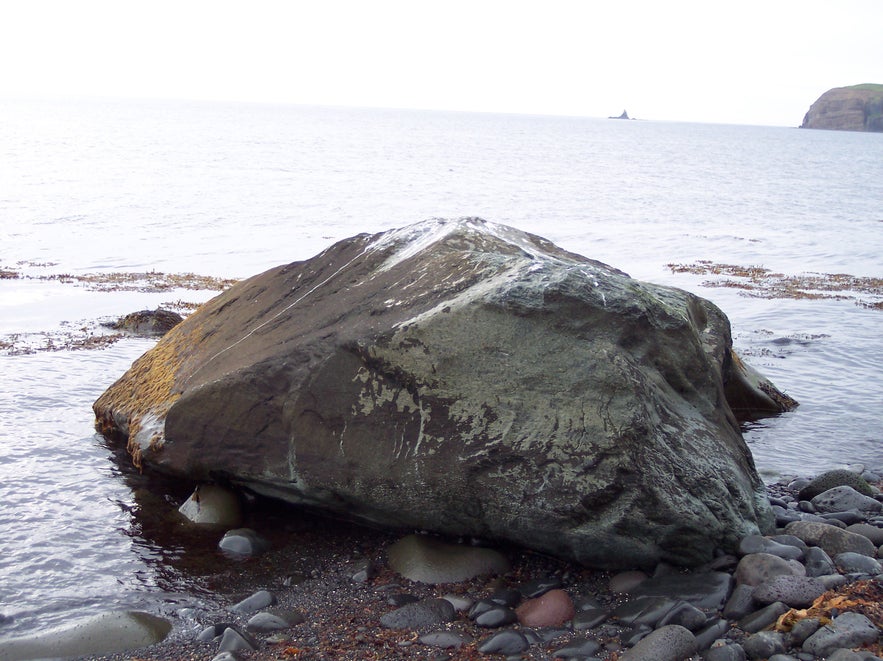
515, 588, 575, 627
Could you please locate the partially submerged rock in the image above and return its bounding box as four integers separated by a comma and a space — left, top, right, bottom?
104, 308, 183, 337
94, 218, 794, 568
0, 611, 171, 660
177, 484, 243, 527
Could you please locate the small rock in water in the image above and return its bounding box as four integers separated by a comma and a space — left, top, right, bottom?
178, 484, 243, 527
693, 618, 730, 650
106, 308, 183, 336
218, 528, 269, 557
614, 596, 680, 628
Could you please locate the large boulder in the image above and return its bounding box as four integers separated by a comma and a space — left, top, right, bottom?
94, 218, 792, 568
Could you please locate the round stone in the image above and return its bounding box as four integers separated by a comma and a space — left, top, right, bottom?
802, 612, 880, 657
845, 523, 883, 546
477, 629, 528, 655
386, 534, 509, 584
178, 484, 242, 527
833, 552, 883, 575
734, 553, 805, 586
619, 624, 698, 661
811, 486, 882, 514
515, 589, 575, 627
379, 598, 455, 630
751, 575, 827, 608
783, 521, 877, 557
473, 605, 517, 628
231, 590, 276, 615
742, 630, 786, 659
218, 528, 269, 557
610, 570, 648, 593
738, 535, 804, 561
419, 631, 468, 649
798, 470, 874, 501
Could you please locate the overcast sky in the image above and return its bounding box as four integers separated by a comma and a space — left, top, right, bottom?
1, 0, 880, 126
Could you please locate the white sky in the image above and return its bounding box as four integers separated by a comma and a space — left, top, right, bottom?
1, 0, 880, 126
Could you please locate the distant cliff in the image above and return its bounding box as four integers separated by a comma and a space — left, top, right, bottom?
801, 84, 883, 132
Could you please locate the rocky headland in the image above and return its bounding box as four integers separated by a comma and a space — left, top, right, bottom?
800, 84, 883, 132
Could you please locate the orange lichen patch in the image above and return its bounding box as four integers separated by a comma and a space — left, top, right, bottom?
93, 323, 200, 467
668, 261, 883, 309
775, 579, 883, 632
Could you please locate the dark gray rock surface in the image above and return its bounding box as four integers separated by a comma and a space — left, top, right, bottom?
94, 218, 791, 568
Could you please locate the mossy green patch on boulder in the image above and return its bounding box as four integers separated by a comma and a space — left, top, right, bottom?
797, 469, 875, 501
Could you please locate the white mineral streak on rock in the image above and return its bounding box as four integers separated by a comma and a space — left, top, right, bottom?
132, 412, 164, 452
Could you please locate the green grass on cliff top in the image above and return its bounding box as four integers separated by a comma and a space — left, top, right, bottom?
847, 83, 883, 92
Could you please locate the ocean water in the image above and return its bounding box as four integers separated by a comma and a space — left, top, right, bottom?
1, 97, 881, 637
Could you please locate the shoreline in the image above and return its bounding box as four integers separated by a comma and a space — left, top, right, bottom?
7, 465, 878, 661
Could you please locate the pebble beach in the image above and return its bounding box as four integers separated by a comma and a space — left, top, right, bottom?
30, 464, 880, 661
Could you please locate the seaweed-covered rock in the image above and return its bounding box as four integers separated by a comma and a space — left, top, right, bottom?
93, 218, 791, 568
104, 309, 183, 337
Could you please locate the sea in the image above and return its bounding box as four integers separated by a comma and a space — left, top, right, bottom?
1, 97, 881, 639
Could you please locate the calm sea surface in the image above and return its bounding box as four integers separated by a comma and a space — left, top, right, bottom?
1, 98, 881, 636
